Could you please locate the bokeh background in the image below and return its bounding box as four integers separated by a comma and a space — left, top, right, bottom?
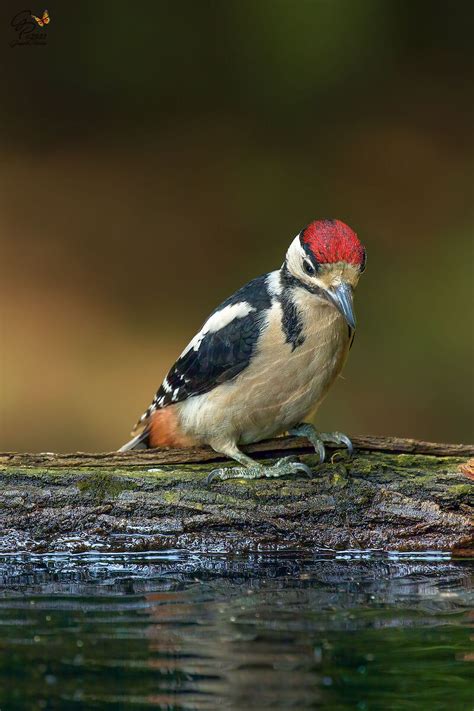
1, 0, 473, 452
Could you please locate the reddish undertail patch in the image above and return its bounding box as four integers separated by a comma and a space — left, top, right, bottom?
302, 219, 365, 266
149, 407, 196, 448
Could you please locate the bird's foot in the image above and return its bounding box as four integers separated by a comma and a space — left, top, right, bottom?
205, 455, 312, 485
289, 423, 353, 463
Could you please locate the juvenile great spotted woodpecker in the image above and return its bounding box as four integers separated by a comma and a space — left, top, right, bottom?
120, 219, 366, 483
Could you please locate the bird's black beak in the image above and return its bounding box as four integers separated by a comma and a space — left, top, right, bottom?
329, 282, 356, 330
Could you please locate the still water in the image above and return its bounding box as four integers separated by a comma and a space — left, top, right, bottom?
0, 551, 472, 710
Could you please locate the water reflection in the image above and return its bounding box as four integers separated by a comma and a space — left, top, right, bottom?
0, 552, 472, 709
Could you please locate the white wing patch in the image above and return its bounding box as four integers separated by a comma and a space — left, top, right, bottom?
180, 301, 256, 356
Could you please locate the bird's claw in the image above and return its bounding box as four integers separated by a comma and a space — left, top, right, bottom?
290, 424, 353, 462
321, 431, 353, 457
274, 456, 312, 478
333, 432, 353, 456
204, 468, 224, 485
313, 440, 326, 464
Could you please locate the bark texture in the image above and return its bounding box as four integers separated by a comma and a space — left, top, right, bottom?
0, 436, 472, 555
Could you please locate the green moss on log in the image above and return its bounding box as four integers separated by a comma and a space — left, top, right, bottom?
77, 471, 136, 501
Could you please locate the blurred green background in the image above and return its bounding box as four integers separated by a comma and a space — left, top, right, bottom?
1, 0, 473, 452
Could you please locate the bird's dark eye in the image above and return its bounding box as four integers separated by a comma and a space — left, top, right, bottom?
303, 259, 316, 276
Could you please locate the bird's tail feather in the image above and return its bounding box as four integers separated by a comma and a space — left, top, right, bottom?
118, 428, 150, 452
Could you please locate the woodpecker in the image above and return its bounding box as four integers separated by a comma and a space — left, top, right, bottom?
120, 219, 366, 483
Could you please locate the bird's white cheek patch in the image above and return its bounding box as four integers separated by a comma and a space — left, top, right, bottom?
180, 302, 256, 355
285, 235, 307, 272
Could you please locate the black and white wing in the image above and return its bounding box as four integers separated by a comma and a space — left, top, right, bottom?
133, 274, 273, 432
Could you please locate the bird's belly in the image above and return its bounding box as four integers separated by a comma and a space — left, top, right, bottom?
236, 311, 349, 443
178, 303, 350, 448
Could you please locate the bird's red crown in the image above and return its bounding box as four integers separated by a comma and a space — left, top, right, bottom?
301, 219, 365, 267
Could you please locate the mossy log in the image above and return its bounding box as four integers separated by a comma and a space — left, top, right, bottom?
0, 435, 472, 555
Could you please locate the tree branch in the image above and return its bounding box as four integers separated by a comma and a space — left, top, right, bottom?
1, 434, 473, 469
0, 436, 472, 555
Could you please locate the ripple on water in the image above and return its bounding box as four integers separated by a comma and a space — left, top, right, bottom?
0, 551, 472, 710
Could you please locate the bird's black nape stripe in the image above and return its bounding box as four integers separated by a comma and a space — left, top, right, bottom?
279, 288, 305, 351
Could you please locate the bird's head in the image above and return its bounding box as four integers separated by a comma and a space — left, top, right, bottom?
284, 219, 366, 330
